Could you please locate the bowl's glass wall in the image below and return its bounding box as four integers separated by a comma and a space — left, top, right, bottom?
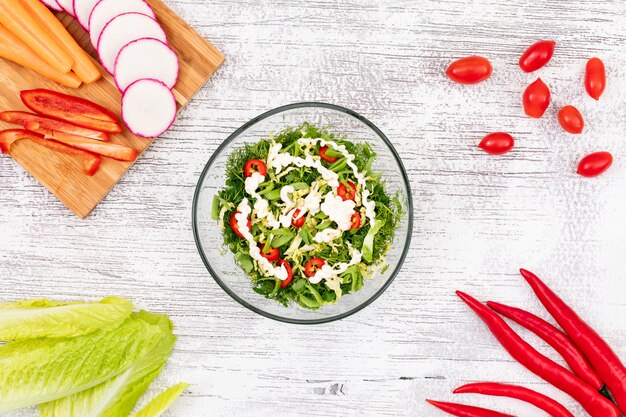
193, 104, 412, 323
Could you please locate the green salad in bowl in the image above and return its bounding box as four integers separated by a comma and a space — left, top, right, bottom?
212, 123, 404, 310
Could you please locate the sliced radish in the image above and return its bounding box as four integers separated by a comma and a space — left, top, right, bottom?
97, 13, 166, 74
122, 79, 176, 138
73, 0, 100, 29
88, 0, 155, 50
114, 38, 179, 92
55, 0, 75, 15
40, 0, 63, 12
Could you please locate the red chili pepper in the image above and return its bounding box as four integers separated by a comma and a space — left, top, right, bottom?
519, 40, 556, 72
456, 291, 620, 417
446, 56, 493, 84
478, 132, 514, 155
577, 152, 613, 177
523, 78, 550, 118
585, 57, 606, 101
487, 301, 603, 390
426, 399, 515, 417
277, 260, 293, 288
454, 382, 573, 417
520, 268, 626, 415
557, 105, 584, 134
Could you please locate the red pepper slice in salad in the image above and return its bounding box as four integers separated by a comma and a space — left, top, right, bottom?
229, 212, 250, 239
304, 258, 325, 278
20, 89, 122, 134
0, 129, 101, 176
319, 145, 338, 163
259, 244, 280, 262
337, 181, 357, 201
278, 260, 293, 288
243, 159, 267, 177
350, 212, 361, 230
291, 208, 306, 228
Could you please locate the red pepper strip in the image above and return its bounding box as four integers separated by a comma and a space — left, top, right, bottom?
0, 111, 110, 141
0, 129, 101, 176
27, 124, 137, 162
454, 382, 574, 417
487, 301, 603, 390
520, 268, 626, 415
426, 400, 515, 417
456, 291, 620, 417
20, 89, 122, 134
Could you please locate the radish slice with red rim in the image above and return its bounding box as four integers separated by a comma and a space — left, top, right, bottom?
40, 0, 63, 12
55, 0, 75, 15
122, 79, 176, 138
97, 13, 166, 74
88, 0, 155, 49
73, 0, 100, 29
114, 38, 179, 92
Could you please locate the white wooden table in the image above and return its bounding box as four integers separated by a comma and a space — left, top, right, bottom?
2, 1, 626, 416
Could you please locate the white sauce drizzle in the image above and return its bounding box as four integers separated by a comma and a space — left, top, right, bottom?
320, 192, 356, 231
236, 198, 287, 280
309, 245, 362, 284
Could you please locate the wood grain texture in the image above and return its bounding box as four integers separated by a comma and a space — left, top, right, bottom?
0, 0, 223, 218
2, 0, 626, 416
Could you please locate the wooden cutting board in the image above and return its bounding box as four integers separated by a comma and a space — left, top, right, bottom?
0, 0, 223, 218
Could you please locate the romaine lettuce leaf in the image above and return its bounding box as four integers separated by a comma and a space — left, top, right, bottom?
131, 383, 189, 417
0, 297, 133, 341
0, 312, 163, 413
39, 311, 176, 417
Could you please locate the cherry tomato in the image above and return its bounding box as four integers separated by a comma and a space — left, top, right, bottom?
337, 181, 357, 201
558, 105, 584, 134
577, 152, 613, 177
277, 260, 293, 288
519, 40, 555, 72
350, 212, 362, 230
478, 132, 514, 155
259, 244, 280, 262
304, 257, 326, 278
446, 56, 492, 84
523, 78, 550, 118
319, 145, 338, 163
229, 212, 250, 239
585, 57, 606, 101
243, 159, 267, 177
291, 208, 306, 228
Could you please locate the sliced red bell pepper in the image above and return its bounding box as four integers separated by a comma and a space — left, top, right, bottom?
29, 125, 137, 162
20, 89, 122, 134
0, 111, 110, 141
0, 129, 101, 176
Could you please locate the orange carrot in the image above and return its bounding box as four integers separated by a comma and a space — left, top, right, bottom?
0, 24, 81, 88
0, 0, 73, 73
19, 0, 101, 84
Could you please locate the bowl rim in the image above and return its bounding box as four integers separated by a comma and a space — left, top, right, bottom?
192, 102, 414, 325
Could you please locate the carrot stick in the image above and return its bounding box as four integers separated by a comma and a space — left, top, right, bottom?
0, 0, 73, 73
19, 0, 101, 84
0, 24, 81, 88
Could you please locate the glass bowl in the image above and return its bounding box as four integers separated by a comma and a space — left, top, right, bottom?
192, 103, 413, 324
